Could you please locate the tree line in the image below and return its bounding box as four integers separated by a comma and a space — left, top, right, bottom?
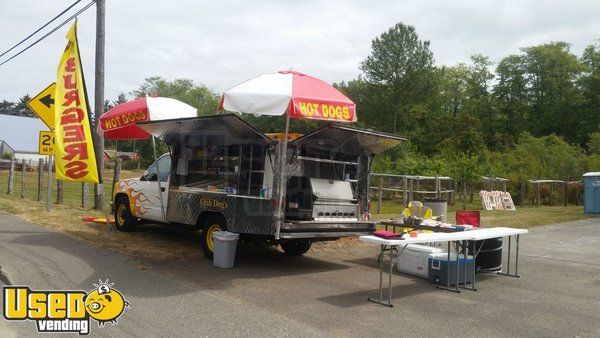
3, 22, 599, 190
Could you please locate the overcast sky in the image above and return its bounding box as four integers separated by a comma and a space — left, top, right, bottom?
0, 0, 599, 103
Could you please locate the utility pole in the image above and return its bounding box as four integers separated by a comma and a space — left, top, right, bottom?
93, 0, 106, 210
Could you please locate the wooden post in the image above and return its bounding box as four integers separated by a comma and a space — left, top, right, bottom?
549, 183, 553, 206
503, 180, 507, 192
7, 158, 15, 195
93, 0, 106, 211
520, 181, 526, 207
490, 175, 495, 191
408, 178, 414, 203
377, 176, 383, 214
415, 178, 420, 200
56, 180, 64, 204
82, 183, 88, 208
111, 158, 122, 199
402, 176, 408, 207
20, 159, 26, 198
37, 159, 43, 201
563, 180, 568, 207
536, 182, 541, 207
435, 175, 440, 198
46, 156, 52, 211
449, 180, 455, 206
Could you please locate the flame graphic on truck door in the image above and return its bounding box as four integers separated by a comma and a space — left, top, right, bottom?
114, 179, 153, 218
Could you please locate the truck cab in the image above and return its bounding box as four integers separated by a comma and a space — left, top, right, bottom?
112, 114, 404, 259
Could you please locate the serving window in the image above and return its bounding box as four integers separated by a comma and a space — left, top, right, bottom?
172, 143, 266, 197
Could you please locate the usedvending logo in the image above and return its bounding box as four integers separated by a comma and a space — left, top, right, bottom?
3, 279, 129, 335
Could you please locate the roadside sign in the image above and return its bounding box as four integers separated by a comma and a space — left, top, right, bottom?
27, 83, 56, 130
38, 131, 55, 155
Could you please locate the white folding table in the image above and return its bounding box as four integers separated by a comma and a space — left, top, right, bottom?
463, 227, 528, 291
360, 233, 466, 307
359, 227, 528, 307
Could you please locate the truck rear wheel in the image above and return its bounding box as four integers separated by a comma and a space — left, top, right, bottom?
114, 196, 136, 232
280, 239, 312, 256
201, 215, 227, 260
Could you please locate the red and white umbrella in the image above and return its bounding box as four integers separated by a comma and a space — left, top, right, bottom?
219, 70, 357, 238
99, 96, 197, 140
219, 70, 356, 123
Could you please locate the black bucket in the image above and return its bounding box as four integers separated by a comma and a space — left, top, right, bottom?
469, 237, 503, 272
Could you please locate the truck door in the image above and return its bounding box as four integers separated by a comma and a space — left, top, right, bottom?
140, 154, 171, 222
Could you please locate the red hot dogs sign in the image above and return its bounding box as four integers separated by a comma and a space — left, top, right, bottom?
102, 110, 148, 131
290, 100, 356, 122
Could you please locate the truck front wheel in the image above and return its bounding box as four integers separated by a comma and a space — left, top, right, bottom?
114, 196, 136, 232
280, 239, 312, 256
201, 215, 227, 260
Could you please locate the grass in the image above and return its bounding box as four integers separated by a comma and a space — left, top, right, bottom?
372, 199, 587, 228
0, 167, 205, 261
0, 194, 203, 261
0, 167, 144, 208
0, 171, 589, 260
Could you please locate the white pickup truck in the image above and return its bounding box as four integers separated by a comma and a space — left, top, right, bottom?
112, 114, 404, 259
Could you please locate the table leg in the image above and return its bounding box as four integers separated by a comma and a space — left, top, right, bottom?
458, 240, 473, 291
463, 240, 466, 285
454, 241, 459, 292
515, 235, 520, 278
388, 242, 394, 306
472, 240, 477, 291
507, 236, 511, 275
437, 241, 460, 293
447, 242, 450, 290
378, 245, 384, 299
369, 244, 394, 307
497, 235, 521, 278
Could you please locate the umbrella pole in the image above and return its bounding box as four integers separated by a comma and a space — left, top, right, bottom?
275, 112, 291, 239
152, 136, 166, 221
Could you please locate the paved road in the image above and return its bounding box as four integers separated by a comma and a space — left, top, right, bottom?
0, 214, 599, 337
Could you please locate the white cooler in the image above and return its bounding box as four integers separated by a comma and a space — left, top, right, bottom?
395, 244, 445, 279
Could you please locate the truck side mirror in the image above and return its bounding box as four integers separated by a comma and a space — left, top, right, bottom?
140, 170, 149, 181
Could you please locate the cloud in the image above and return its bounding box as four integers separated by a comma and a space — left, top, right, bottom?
0, 0, 598, 104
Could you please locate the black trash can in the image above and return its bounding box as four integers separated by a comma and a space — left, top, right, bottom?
469, 237, 503, 272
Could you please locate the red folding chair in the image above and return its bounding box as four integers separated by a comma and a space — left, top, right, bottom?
456, 210, 480, 227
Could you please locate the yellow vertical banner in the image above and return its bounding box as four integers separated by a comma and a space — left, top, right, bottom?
54, 21, 99, 183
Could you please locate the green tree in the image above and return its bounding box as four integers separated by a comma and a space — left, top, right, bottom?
587, 132, 600, 155
359, 22, 437, 135
579, 42, 600, 141
132, 77, 220, 116
0, 100, 15, 115
438, 64, 468, 137
15, 95, 34, 117
138, 138, 169, 167
521, 42, 585, 141
449, 153, 483, 210
494, 54, 529, 138
464, 54, 496, 143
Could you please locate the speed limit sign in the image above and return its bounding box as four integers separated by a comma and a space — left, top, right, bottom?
38, 131, 55, 155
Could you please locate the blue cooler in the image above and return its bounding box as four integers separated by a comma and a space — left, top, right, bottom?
428, 253, 474, 286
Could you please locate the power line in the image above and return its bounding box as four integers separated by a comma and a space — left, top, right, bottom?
0, 1, 95, 67
0, 0, 83, 58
